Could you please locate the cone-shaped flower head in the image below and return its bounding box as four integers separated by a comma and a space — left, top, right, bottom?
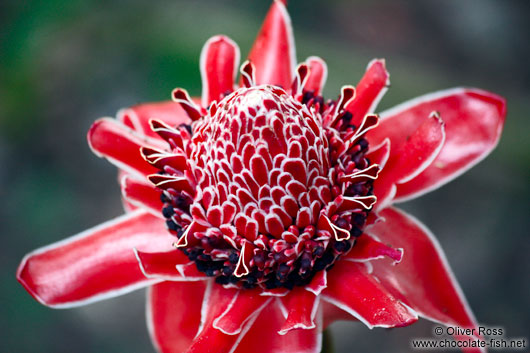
146, 73, 380, 289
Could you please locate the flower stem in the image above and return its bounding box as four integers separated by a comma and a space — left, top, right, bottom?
321, 329, 335, 353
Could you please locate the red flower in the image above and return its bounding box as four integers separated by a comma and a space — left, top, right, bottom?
17, 1, 506, 352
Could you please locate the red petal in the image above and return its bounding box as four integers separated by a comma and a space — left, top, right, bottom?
134, 249, 206, 280
368, 88, 506, 202
366, 138, 390, 170
187, 284, 268, 353
200, 35, 240, 106
304, 56, 327, 96
117, 101, 192, 139
16, 210, 173, 307
235, 300, 322, 353
172, 88, 203, 121
147, 281, 206, 353
368, 207, 481, 334
384, 112, 446, 184
328, 86, 356, 127
346, 59, 390, 126
322, 260, 418, 328
246, 0, 296, 88
118, 171, 139, 213
373, 181, 396, 212
239, 60, 256, 88
322, 299, 353, 330
141, 146, 188, 171
305, 269, 327, 296
344, 234, 403, 263
88, 118, 165, 177
279, 287, 319, 334
291, 63, 309, 96
371, 112, 445, 209
121, 175, 162, 216
213, 288, 271, 335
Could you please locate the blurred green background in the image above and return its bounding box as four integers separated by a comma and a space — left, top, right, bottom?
1, 0, 529, 352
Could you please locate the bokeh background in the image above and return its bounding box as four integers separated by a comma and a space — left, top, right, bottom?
1, 0, 529, 352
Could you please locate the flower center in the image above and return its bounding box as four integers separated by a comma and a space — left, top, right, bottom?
150, 84, 377, 290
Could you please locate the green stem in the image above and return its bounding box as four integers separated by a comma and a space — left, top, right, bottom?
321, 329, 335, 353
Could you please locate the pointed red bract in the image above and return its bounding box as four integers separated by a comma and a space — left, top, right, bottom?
118, 169, 140, 213
200, 35, 240, 106
321, 299, 353, 330
385, 112, 445, 183
367, 208, 481, 338
213, 288, 271, 335
186, 284, 267, 353
366, 138, 390, 170
235, 300, 322, 353
322, 260, 418, 328
172, 88, 203, 121
135, 249, 207, 280
367, 88, 506, 202
88, 118, 165, 177
246, 0, 295, 89
344, 234, 403, 263
279, 286, 319, 334
121, 175, 162, 216
16, 210, 173, 307
148, 281, 206, 353
118, 101, 191, 139
346, 59, 389, 126
371, 172, 397, 212
304, 56, 327, 96
372, 111, 445, 209
305, 270, 327, 296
